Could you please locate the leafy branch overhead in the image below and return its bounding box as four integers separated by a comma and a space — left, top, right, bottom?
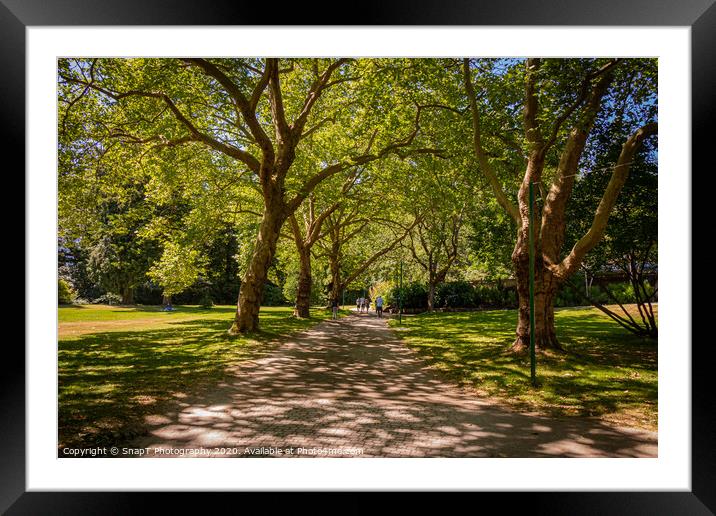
59, 57, 657, 342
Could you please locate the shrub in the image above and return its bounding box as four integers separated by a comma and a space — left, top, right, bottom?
92, 292, 123, 305
585, 280, 656, 306
198, 289, 213, 309
58, 279, 76, 305
554, 285, 583, 307
387, 282, 428, 310
435, 281, 476, 308
262, 282, 288, 306
134, 281, 163, 305
473, 284, 518, 309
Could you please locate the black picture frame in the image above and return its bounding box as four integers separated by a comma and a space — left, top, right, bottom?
5, 1, 711, 512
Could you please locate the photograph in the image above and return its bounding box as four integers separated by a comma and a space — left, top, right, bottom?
56, 56, 659, 459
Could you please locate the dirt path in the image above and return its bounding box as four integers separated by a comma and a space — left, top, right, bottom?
128, 313, 657, 457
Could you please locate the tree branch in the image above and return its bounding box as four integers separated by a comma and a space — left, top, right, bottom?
292, 58, 351, 138
523, 58, 543, 148
462, 59, 521, 225
185, 58, 274, 158
550, 122, 657, 280
286, 104, 440, 213
541, 68, 617, 261
266, 58, 291, 143
542, 59, 621, 155
340, 217, 421, 290
60, 72, 262, 174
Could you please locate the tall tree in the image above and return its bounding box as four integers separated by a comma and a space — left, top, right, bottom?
463, 58, 657, 351
60, 58, 437, 332
316, 201, 419, 304
287, 193, 340, 317
404, 155, 472, 310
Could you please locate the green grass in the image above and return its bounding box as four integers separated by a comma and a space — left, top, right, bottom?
59, 303, 223, 322
58, 304, 342, 449
388, 306, 657, 430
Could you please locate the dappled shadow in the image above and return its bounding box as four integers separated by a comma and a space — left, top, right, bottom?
104, 305, 236, 315
58, 311, 322, 449
117, 314, 656, 458
392, 309, 657, 424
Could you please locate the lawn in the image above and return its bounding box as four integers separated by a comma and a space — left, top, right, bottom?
388, 305, 657, 431
58, 304, 343, 450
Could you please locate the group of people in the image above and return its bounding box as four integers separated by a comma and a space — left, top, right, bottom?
329, 294, 385, 320
356, 296, 370, 312
356, 295, 384, 318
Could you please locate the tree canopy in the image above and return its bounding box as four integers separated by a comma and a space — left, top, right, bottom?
58, 57, 657, 344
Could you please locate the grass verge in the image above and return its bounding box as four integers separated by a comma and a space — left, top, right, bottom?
388, 305, 657, 431
58, 304, 338, 449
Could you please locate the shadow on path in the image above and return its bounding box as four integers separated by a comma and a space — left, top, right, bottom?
129, 313, 657, 457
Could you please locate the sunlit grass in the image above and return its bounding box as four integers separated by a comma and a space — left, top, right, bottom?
389, 305, 657, 430
59, 303, 230, 321
58, 304, 341, 449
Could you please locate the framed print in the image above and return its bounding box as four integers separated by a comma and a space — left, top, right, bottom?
5, 0, 713, 512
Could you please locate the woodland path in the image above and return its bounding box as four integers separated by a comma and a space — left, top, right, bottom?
130, 312, 657, 458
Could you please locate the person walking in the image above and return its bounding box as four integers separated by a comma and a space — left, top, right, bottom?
365, 297, 371, 314
356, 296, 363, 313
331, 297, 339, 320
375, 295, 384, 318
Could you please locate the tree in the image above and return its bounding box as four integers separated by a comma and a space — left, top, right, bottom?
404, 155, 472, 310
74, 170, 160, 305
59, 58, 439, 332
462, 58, 657, 351
286, 193, 340, 317
564, 120, 658, 338
147, 241, 207, 304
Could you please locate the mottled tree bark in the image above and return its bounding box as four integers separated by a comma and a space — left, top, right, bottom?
229, 203, 286, 334
463, 58, 656, 353
288, 200, 340, 319
328, 241, 342, 304
427, 280, 437, 311
294, 246, 312, 318
121, 285, 134, 305
511, 236, 561, 352
510, 148, 563, 352
426, 267, 448, 311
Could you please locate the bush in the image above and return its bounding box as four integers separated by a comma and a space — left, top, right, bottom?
581, 280, 656, 306
554, 285, 583, 307
262, 282, 288, 306
58, 279, 76, 305
387, 282, 428, 310
435, 281, 476, 308
92, 292, 123, 305
473, 284, 518, 309
198, 289, 213, 309
134, 281, 163, 305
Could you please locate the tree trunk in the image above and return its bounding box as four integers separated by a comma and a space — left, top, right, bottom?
427, 280, 436, 311
329, 253, 341, 306
294, 247, 312, 318
511, 238, 562, 353
121, 285, 134, 305
230, 205, 285, 334
162, 294, 172, 306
